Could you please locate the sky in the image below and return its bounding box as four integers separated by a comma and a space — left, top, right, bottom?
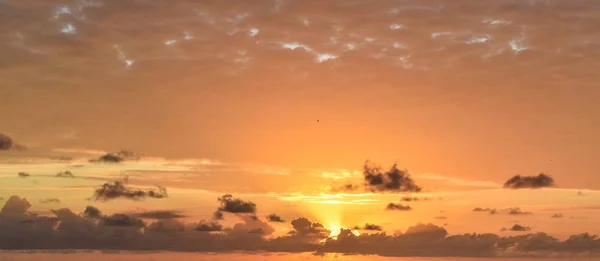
2, 0, 600, 257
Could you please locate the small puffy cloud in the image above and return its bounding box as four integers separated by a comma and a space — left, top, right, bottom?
363, 223, 383, 231
266, 214, 285, 223
0, 133, 13, 150
92, 181, 168, 201
133, 210, 186, 219
508, 207, 532, 215
90, 150, 141, 163
216, 194, 257, 214
360, 161, 422, 193
291, 217, 329, 236
102, 214, 145, 227
1, 195, 32, 219
385, 203, 412, 211
39, 198, 61, 204
195, 221, 223, 232
83, 206, 102, 219
55, 171, 75, 178
473, 207, 497, 214
503, 173, 555, 189
551, 213, 563, 218
503, 224, 532, 232
231, 215, 275, 236
17, 172, 30, 178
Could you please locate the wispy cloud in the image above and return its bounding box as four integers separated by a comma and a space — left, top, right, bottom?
414, 173, 500, 188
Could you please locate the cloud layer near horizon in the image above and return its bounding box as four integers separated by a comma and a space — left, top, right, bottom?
1, 194, 600, 257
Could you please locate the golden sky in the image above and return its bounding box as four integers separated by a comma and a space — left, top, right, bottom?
1, 0, 600, 257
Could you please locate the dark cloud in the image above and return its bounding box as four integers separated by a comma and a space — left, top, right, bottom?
39, 198, 61, 204
89, 150, 141, 163
363, 223, 383, 231
17, 172, 30, 178
551, 213, 563, 218
434, 216, 447, 220
1, 195, 600, 256
400, 196, 433, 202
385, 203, 412, 211
213, 211, 224, 220
0, 133, 13, 150
132, 210, 186, 219
290, 217, 329, 237
502, 224, 532, 232
507, 207, 533, 215
92, 181, 168, 201
359, 161, 422, 193
266, 214, 285, 223
102, 214, 145, 227
216, 194, 256, 214
195, 221, 223, 232
503, 173, 555, 189
55, 170, 75, 178
83, 206, 102, 219
473, 207, 498, 214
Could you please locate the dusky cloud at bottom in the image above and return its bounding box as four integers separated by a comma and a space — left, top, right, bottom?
0, 195, 599, 257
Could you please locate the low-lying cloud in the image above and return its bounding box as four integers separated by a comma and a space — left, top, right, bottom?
89, 150, 141, 164
92, 181, 168, 201
266, 214, 285, 223
503, 173, 555, 189
56, 171, 75, 178
39, 198, 61, 204
385, 203, 412, 211
132, 210, 187, 219
1, 195, 600, 257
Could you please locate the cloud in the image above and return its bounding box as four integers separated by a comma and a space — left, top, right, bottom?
216, 194, 257, 214
290, 217, 329, 237
17, 172, 30, 178
551, 213, 563, 218
89, 150, 141, 163
92, 181, 168, 201
0, 133, 13, 150
434, 216, 447, 220
83, 206, 102, 219
55, 171, 75, 178
502, 224, 532, 232
132, 210, 187, 219
363, 223, 383, 231
102, 214, 145, 227
503, 173, 555, 189
1, 195, 600, 257
507, 207, 532, 215
39, 198, 61, 204
195, 221, 223, 232
385, 203, 412, 211
340, 162, 421, 193
361, 161, 422, 192
473, 207, 498, 214
266, 214, 285, 223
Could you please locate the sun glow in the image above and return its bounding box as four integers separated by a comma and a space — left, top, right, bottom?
326, 225, 361, 240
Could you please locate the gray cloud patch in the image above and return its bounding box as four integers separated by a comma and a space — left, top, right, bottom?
551, 213, 563, 218
473, 207, 498, 215
39, 198, 61, 204
1, 195, 600, 256
133, 210, 187, 219
385, 203, 412, 211
214, 194, 256, 220
55, 171, 75, 178
17, 172, 30, 178
195, 221, 223, 232
363, 223, 383, 231
83, 206, 102, 219
266, 214, 285, 223
0, 133, 13, 150
361, 162, 422, 193
503, 173, 555, 189
89, 150, 141, 163
507, 207, 532, 215
92, 181, 168, 201
502, 224, 532, 232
